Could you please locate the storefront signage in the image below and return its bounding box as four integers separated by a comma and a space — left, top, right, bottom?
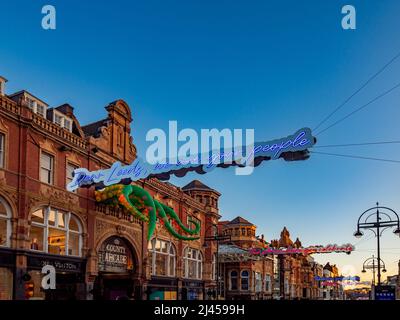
249, 244, 354, 255
98, 237, 134, 273
66, 127, 315, 192
375, 286, 396, 300
27, 255, 84, 273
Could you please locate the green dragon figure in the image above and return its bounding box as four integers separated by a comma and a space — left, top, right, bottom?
95, 184, 200, 241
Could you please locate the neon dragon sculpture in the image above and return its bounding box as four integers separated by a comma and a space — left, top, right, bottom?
94, 184, 200, 241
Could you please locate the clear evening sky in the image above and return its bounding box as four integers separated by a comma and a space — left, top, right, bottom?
1, 0, 400, 281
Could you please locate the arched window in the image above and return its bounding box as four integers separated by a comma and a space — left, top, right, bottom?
0, 197, 11, 247
241, 270, 249, 290
147, 238, 176, 277
184, 247, 203, 279
230, 270, 238, 290
29, 207, 83, 256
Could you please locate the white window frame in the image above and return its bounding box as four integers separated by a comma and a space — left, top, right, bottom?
53, 110, 72, 132
0, 197, 12, 248
40, 152, 54, 185
184, 247, 203, 280
148, 238, 176, 277
30, 207, 82, 257
66, 162, 78, 192
26, 98, 47, 117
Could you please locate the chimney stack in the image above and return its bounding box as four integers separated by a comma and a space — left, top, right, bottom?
0, 76, 8, 96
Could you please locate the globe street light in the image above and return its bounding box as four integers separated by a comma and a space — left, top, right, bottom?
354, 203, 400, 286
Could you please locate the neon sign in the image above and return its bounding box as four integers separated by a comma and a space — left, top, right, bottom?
67, 127, 315, 192
249, 244, 354, 255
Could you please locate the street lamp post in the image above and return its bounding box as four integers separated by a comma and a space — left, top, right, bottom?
361, 255, 387, 286
354, 202, 400, 286
203, 225, 231, 300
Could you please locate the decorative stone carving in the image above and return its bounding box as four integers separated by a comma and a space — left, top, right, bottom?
66, 152, 82, 167
39, 139, 58, 155
39, 184, 79, 211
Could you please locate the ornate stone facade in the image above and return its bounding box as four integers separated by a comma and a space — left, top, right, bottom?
0, 83, 219, 300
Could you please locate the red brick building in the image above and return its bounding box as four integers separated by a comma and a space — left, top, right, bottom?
0, 77, 220, 300
218, 217, 274, 300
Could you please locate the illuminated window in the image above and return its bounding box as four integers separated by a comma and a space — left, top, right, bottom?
0, 197, 11, 247
0, 133, 4, 168
29, 207, 82, 257
184, 247, 203, 280
148, 238, 176, 277
40, 152, 54, 184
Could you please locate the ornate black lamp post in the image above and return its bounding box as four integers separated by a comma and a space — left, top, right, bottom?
361, 255, 386, 286
354, 203, 400, 286
203, 225, 231, 300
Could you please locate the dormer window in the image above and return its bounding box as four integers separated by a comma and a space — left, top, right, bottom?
26, 97, 47, 118
52, 110, 73, 132
36, 104, 46, 117
54, 113, 63, 126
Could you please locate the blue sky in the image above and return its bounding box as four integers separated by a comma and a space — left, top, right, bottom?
1, 0, 400, 280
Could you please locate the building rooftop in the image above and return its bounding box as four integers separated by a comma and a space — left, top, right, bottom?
226, 216, 254, 226
182, 179, 213, 191
8, 90, 48, 106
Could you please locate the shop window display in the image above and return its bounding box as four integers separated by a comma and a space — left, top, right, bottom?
183, 247, 203, 280
29, 207, 82, 257
148, 238, 176, 277
0, 197, 11, 247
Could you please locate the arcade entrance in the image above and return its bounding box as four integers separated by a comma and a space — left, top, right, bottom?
94, 236, 138, 300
